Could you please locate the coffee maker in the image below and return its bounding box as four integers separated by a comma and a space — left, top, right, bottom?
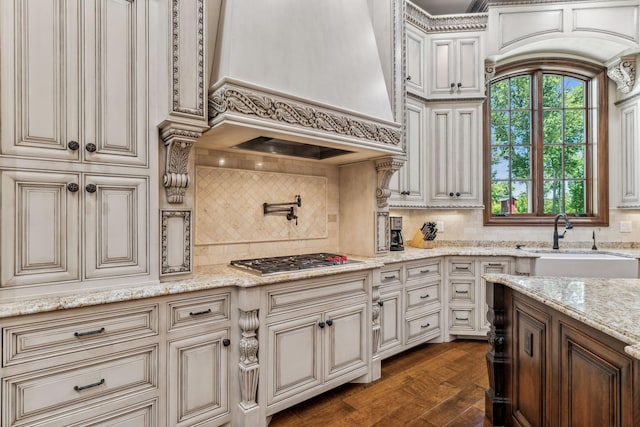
389, 216, 404, 251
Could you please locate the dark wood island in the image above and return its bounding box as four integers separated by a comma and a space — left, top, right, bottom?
484, 274, 640, 427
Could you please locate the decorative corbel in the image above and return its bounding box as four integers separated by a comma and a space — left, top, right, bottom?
160, 124, 202, 204
608, 54, 637, 94
374, 156, 405, 209
485, 60, 496, 87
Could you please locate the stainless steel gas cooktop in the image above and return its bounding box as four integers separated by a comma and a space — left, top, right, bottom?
230, 253, 352, 275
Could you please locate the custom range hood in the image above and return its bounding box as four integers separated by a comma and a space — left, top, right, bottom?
200, 0, 403, 164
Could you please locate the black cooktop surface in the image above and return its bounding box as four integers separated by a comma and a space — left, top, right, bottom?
230, 253, 350, 275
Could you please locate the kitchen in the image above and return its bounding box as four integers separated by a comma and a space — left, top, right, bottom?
1, 0, 640, 426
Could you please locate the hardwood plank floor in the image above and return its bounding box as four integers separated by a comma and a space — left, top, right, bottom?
269, 340, 492, 427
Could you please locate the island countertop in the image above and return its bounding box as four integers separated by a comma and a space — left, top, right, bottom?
484, 273, 640, 360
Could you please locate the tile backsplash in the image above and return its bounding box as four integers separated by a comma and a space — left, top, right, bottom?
196, 166, 328, 244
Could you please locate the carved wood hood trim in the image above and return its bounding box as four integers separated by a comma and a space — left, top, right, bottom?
207, 81, 402, 149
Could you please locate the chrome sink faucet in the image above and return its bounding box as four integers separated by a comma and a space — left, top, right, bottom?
553, 213, 573, 250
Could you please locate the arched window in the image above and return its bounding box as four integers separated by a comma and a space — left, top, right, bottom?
483, 59, 608, 226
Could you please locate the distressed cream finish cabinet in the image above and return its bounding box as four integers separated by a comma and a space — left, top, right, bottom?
405, 23, 427, 97
0, 0, 155, 301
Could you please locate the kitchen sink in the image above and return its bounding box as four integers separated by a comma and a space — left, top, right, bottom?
526, 251, 639, 278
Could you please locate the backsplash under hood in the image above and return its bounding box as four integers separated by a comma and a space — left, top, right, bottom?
201, 0, 403, 163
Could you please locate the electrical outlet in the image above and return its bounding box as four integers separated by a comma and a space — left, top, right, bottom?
437, 220, 445, 233
619, 221, 632, 233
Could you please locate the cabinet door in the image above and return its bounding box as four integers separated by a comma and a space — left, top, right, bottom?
427, 104, 483, 208
82, 0, 148, 166
427, 34, 483, 99
405, 24, 426, 96
324, 303, 368, 382
0, 0, 147, 165
266, 313, 323, 406
168, 330, 230, 427
0, 0, 81, 160
84, 175, 148, 279
390, 98, 426, 207
1, 170, 80, 287
619, 102, 640, 207
378, 288, 402, 357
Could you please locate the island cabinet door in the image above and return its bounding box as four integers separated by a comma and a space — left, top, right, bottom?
266, 313, 323, 407
559, 322, 635, 427
512, 297, 552, 427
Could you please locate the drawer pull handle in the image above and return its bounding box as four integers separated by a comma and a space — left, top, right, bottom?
455, 317, 468, 321
455, 290, 469, 294
421, 323, 431, 328
420, 294, 430, 299
74, 327, 105, 338
384, 275, 397, 279
74, 378, 105, 392
189, 308, 212, 316
487, 263, 502, 266
455, 266, 469, 270
420, 269, 430, 273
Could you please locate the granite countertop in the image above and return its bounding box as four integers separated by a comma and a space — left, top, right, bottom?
484, 273, 640, 361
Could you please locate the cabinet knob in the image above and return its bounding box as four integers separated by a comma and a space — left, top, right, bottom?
85, 184, 97, 193
318, 321, 325, 328
449, 192, 454, 197
456, 192, 461, 197
68, 141, 80, 151
406, 75, 412, 81
326, 319, 333, 326
67, 183, 79, 193
378, 300, 384, 307
450, 82, 456, 89
457, 82, 462, 88
85, 143, 97, 153
222, 338, 231, 347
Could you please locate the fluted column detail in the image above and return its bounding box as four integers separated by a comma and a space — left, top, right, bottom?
238, 309, 259, 409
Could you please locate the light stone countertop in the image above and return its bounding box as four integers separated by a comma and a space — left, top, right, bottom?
1, 245, 639, 320
484, 273, 640, 361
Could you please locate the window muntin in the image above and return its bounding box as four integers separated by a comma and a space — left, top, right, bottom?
484, 60, 608, 226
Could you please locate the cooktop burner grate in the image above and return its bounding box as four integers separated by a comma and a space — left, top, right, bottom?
230, 253, 351, 275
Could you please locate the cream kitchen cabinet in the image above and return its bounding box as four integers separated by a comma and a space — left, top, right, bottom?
426, 102, 483, 208
0, 301, 160, 426
425, 33, 484, 99
446, 257, 511, 337
166, 293, 232, 427
389, 97, 428, 207
0, 0, 148, 166
617, 99, 640, 208
377, 258, 443, 360
262, 273, 370, 416
405, 23, 427, 97
0, 170, 149, 297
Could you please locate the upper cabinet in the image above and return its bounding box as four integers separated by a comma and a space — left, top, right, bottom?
405, 24, 427, 97
0, 0, 148, 166
617, 99, 640, 208
426, 32, 484, 99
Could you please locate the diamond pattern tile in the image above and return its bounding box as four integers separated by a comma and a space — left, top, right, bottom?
196, 167, 328, 245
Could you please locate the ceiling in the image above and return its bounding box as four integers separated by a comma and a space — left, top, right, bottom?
411, 0, 475, 15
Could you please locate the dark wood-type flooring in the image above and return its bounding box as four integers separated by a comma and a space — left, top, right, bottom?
269, 340, 492, 427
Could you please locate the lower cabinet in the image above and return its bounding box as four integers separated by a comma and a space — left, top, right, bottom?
378, 258, 443, 359
446, 257, 511, 337
261, 273, 371, 415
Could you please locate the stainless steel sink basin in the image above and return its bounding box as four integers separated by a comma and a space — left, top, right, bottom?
526, 251, 638, 278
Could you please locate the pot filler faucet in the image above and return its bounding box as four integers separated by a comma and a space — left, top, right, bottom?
552, 213, 573, 250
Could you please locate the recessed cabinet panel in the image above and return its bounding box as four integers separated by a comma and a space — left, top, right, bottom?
168, 331, 229, 426
619, 101, 640, 207
67, 400, 157, 427
324, 304, 368, 382
1, 170, 80, 287
84, 175, 148, 279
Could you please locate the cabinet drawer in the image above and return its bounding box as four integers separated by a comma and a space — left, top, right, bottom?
449, 279, 475, 303
449, 260, 474, 276
406, 260, 441, 280
3, 305, 158, 366
405, 311, 440, 344
67, 399, 157, 427
3, 345, 158, 426
449, 308, 476, 332
380, 267, 402, 284
167, 293, 231, 331
405, 282, 440, 311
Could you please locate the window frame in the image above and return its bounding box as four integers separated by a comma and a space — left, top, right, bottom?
483, 58, 609, 227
